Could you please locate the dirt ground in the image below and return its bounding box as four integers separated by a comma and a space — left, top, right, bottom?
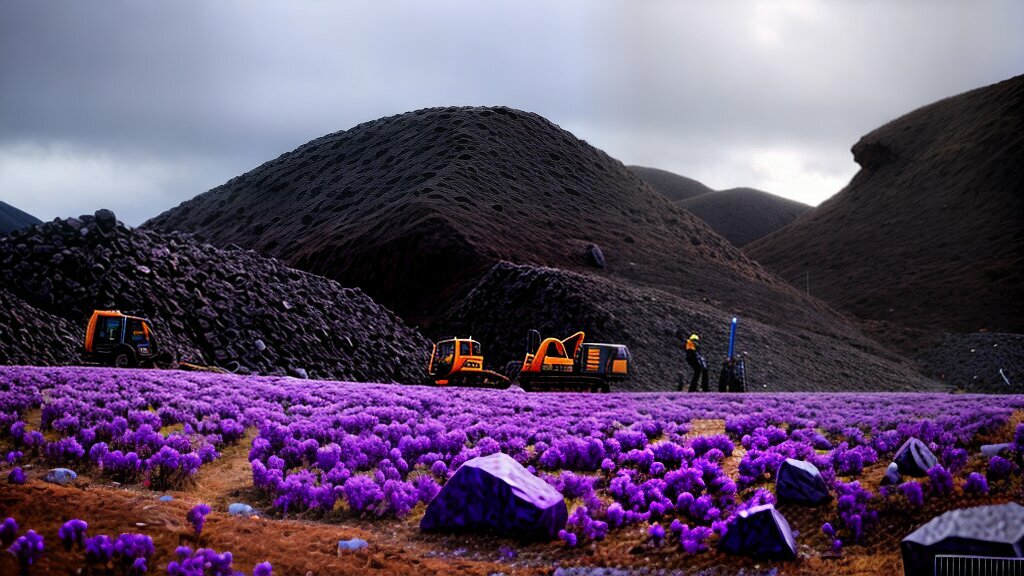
1, 417, 1021, 575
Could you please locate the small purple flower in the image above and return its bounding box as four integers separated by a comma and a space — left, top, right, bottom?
254, 562, 273, 576
963, 472, 989, 496
8, 467, 26, 485
58, 519, 88, 550
926, 465, 954, 496
130, 556, 147, 575
832, 539, 843, 555
899, 481, 925, 508
822, 522, 835, 538
558, 529, 578, 547
8, 529, 44, 575
186, 503, 211, 537
987, 455, 1015, 482
84, 535, 114, 564
648, 522, 665, 547
1, 517, 18, 546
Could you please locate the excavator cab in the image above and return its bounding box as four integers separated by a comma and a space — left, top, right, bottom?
83, 310, 160, 368
428, 337, 509, 389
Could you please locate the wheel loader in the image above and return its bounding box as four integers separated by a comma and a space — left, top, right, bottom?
83, 310, 162, 368
518, 330, 629, 392
428, 337, 511, 389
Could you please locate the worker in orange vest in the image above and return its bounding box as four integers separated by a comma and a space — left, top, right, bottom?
681, 333, 709, 392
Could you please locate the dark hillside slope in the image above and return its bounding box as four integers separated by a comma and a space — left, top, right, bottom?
0, 201, 42, 234
146, 107, 863, 346
629, 166, 714, 201
747, 76, 1024, 349
680, 188, 811, 247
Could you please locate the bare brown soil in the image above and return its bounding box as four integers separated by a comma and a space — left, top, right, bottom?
3, 414, 1020, 575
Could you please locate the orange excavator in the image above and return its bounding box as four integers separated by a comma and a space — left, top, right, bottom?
427, 337, 511, 389
82, 310, 225, 372
83, 310, 162, 368
517, 330, 630, 392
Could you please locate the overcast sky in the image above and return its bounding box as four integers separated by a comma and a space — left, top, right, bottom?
1, 1, 1022, 225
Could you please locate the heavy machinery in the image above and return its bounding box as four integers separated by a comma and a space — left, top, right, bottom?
428, 337, 511, 388
717, 317, 747, 392
83, 310, 161, 368
517, 330, 630, 392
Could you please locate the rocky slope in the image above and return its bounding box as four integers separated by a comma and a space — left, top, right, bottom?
916, 332, 1023, 394
145, 107, 882, 360
0, 201, 42, 234
679, 188, 811, 247
628, 166, 714, 202
0, 210, 430, 382
446, 262, 939, 392
747, 75, 1024, 351
0, 287, 81, 365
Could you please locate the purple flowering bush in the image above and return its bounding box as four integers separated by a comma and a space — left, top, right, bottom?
2, 365, 1023, 560
58, 519, 88, 551
7, 529, 44, 576
187, 504, 212, 538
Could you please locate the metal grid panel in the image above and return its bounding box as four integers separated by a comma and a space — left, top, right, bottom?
934, 555, 1024, 576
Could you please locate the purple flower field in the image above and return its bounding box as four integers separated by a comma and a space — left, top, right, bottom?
1, 365, 1022, 574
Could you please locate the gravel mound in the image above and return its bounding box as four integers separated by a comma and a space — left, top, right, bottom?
0, 201, 42, 234
445, 262, 940, 392
679, 188, 810, 247
748, 75, 1024, 350
0, 210, 430, 382
0, 286, 81, 365
916, 332, 1024, 393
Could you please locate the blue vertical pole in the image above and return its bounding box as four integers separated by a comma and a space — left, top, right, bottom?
728, 317, 737, 361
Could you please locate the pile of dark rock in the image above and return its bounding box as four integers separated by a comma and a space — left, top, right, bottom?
0, 287, 81, 365
444, 262, 938, 392
0, 210, 430, 382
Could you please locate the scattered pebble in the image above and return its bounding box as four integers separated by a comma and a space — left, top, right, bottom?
337, 538, 368, 552
44, 468, 77, 485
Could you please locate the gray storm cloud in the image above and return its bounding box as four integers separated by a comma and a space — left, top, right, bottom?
1, 0, 1022, 225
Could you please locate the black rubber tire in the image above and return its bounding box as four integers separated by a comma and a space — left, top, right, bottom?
112, 349, 137, 369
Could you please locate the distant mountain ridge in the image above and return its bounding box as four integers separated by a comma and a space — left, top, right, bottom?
627, 166, 714, 202
679, 188, 811, 247
629, 168, 811, 246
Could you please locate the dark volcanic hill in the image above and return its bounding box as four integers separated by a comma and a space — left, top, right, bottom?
446, 262, 938, 392
0, 210, 429, 382
0, 201, 42, 234
628, 166, 714, 202
145, 106, 938, 391
747, 76, 1024, 350
148, 107, 848, 335
679, 188, 811, 247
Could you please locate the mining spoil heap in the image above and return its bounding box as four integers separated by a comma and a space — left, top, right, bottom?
147, 105, 939, 391
0, 211, 429, 382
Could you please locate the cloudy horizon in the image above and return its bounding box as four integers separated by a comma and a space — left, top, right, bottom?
2, 0, 1022, 225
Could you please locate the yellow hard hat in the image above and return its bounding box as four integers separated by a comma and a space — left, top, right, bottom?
689, 334, 699, 341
